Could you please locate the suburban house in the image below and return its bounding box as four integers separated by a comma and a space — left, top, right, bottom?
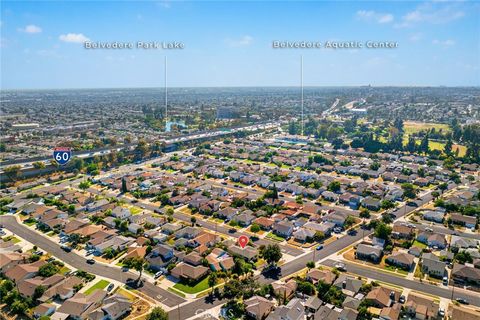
273, 221, 294, 238
244, 295, 275, 320
392, 224, 415, 239
386, 252, 415, 270
272, 279, 298, 300
355, 244, 383, 263
362, 197, 381, 211
404, 293, 439, 320
365, 287, 399, 308
421, 253, 446, 278
451, 264, 480, 287
170, 262, 209, 282
111, 207, 131, 219
450, 213, 477, 229
306, 269, 336, 285
333, 275, 363, 297
266, 298, 304, 320
421, 210, 444, 223
417, 232, 447, 249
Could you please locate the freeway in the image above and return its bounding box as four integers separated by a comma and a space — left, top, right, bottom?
322, 259, 480, 308
0, 215, 186, 308
0, 121, 280, 172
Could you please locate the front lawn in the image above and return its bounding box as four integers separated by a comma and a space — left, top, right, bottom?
23, 219, 36, 226
412, 240, 427, 249
85, 279, 110, 295
173, 276, 210, 294
3, 236, 21, 243
266, 232, 285, 242
129, 206, 143, 215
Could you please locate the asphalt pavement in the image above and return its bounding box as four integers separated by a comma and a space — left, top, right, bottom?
322, 259, 480, 308
0, 215, 185, 308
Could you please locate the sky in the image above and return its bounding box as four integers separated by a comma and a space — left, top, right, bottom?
1, 0, 479, 89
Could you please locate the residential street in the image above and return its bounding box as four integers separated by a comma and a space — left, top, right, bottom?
322, 259, 480, 308
0, 215, 186, 308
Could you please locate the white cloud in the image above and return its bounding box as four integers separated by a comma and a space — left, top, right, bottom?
36, 49, 62, 58
356, 10, 394, 24
59, 33, 90, 43
409, 33, 423, 42
157, 1, 171, 9
19, 24, 42, 34
396, 2, 465, 28
225, 35, 253, 47
432, 39, 455, 47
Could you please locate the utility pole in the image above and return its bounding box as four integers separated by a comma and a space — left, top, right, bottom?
301, 55, 304, 136
165, 56, 168, 131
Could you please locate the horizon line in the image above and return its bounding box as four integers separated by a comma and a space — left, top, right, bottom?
1, 84, 480, 92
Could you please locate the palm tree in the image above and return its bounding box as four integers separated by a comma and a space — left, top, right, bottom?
130, 257, 146, 283
208, 272, 217, 296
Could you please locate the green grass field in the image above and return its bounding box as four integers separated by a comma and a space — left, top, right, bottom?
413, 240, 427, 249
85, 279, 110, 295
173, 276, 210, 294
266, 232, 286, 242
129, 206, 143, 215
404, 121, 450, 135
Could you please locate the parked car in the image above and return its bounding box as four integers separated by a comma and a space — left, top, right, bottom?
107, 283, 114, 292
439, 308, 445, 317
154, 271, 163, 279
455, 298, 469, 305
334, 263, 346, 271
61, 246, 72, 252
316, 245, 324, 250
86, 259, 95, 265
399, 295, 405, 304
442, 277, 448, 286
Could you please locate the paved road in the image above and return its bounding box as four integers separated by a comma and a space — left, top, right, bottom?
257, 228, 373, 284
0, 215, 185, 308
322, 259, 480, 307
172, 211, 304, 256
414, 223, 480, 240
257, 190, 435, 285
85, 185, 304, 257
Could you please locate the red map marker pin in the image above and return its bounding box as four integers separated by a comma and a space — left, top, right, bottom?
238, 235, 249, 249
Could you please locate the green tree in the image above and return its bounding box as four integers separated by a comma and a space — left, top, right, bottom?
4, 165, 21, 182
10, 300, 28, 315
33, 161, 46, 169
444, 138, 453, 155
124, 257, 146, 282
374, 222, 392, 240
359, 209, 371, 219
250, 223, 261, 234
306, 261, 315, 269
146, 307, 168, 320
406, 135, 417, 153
401, 183, 417, 199
260, 244, 282, 266
327, 181, 341, 192
121, 177, 128, 193
79, 180, 91, 191
208, 272, 218, 296
38, 263, 59, 277
455, 251, 473, 264
190, 216, 197, 226
419, 134, 429, 154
